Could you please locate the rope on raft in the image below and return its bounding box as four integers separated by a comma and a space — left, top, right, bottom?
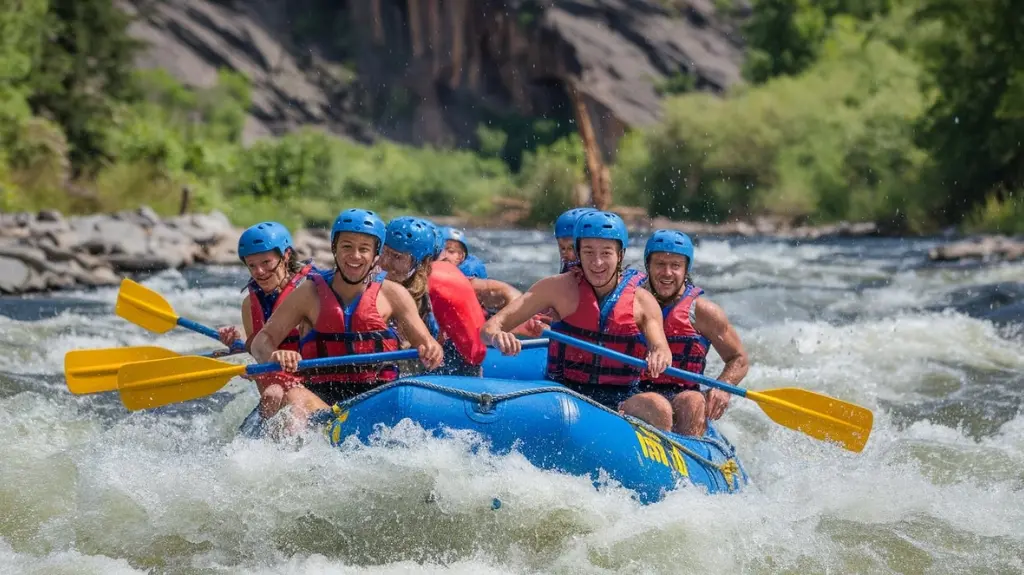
302, 378, 742, 488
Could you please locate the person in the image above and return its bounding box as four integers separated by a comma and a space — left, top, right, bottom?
248, 209, 444, 422
380, 217, 488, 375
217, 222, 321, 418
554, 207, 597, 272
629, 230, 748, 436
481, 210, 673, 419
437, 226, 526, 319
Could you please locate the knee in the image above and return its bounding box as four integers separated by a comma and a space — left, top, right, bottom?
671, 391, 707, 436
283, 386, 328, 413
259, 384, 285, 418
620, 392, 674, 432
261, 384, 285, 404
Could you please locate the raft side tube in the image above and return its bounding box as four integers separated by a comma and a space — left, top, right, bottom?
326, 376, 746, 503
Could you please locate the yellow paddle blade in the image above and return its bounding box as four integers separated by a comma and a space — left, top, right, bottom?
117, 355, 247, 411
115, 278, 179, 333
748, 387, 874, 453
64, 346, 183, 394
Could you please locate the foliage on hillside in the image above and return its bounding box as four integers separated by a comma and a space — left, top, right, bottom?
0, 0, 1020, 233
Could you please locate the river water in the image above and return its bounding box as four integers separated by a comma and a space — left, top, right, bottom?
1, 232, 1022, 574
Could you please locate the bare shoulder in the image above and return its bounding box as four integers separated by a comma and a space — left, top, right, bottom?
694, 297, 727, 321
693, 296, 733, 333
530, 272, 576, 294
379, 279, 413, 305
632, 287, 661, 317
292, 278, 318, 299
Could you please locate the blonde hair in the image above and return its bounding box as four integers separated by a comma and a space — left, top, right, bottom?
400, 259, 434, 324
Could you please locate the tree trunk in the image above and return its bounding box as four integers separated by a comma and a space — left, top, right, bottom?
371, 0, 384, 43
568, 80, 612, 210
408, 0, 423, 56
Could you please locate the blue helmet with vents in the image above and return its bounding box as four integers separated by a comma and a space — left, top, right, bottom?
573, 211, 629, 253
644, 229, 694, 266
385, 217, 437, 264
238, 222, 293, 261
555, 207, 597, 239
331, 208, 386, 255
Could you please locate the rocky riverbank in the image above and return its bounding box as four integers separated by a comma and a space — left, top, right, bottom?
1, 209, 1021, 296
928, 235, 1024, 263
0, 208, 351, 295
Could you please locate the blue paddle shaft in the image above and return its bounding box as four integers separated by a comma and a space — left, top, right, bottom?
244, 348, 421, 376
177, 317, 247, 352
541, 329, 748, 398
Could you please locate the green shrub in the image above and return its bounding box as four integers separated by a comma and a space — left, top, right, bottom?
615, 16, 937, 229
963, 191, 1024, 235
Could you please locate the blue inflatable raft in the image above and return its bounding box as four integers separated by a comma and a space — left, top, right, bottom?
241, 347, 748, 503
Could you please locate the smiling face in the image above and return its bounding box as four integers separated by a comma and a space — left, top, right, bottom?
244, 249, 289, 293
440, 240, 467, 266
557, 237, 577, 264
577, 238, 621, 289
379, 245, 417, 282
646, 251, 688, 300
332, 232, 378, 284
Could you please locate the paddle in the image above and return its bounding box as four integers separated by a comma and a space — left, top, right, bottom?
512, 338, 548, 349
64, 346, 242, 395
542, 329, 873, 453
116, 349, 421, 411
115, 278, 246, 352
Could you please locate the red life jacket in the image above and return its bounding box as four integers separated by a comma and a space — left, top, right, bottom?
646, 284, 710, 389
546, 269, 647, 386
428, 261, 487, 366
298, 272, 400, 385
244, 263, 314, 353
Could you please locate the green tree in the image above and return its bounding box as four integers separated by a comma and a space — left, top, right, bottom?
915, 0, 1024, 221
744, 0, 894, 83
26, 0, 142, 169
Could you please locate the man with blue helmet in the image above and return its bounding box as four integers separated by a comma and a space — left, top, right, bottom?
249, 209, 443, 423
217, 221, 322, 419
627, 230, 749, 436
482, 211, 673, 418
554, 207, 597, 272
380, 217, 488, 376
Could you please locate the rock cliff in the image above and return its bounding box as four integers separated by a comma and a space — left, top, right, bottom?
121, 0, 745, 158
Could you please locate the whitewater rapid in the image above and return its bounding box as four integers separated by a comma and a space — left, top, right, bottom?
1, 234, 1022, 574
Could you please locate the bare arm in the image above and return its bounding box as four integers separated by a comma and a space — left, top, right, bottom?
633, 288, 671, 378
381, 281, 443, 370
472, 278, 522, 310
382, 281, 436, 350
693, 298, 748, 385
482, 274, 574, 341
249, 281, 317, 363
240, 294, 254, 340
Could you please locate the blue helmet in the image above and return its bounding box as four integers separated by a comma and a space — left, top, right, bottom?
458, 255, 488, 279
385, 217, 436, 264
644, 230, 694, 267
442, 226, 469, 254
238, 221, 293, 261
555, 207, 598, 239
573, 210, 629, 253
331, 208, 386, 255
425, 221, 445, 259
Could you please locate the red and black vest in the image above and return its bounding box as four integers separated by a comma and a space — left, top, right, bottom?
645, 284, 710, 389
245, 263, 314, 353
546, 269, 647, 386
298, 272, 401, 384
